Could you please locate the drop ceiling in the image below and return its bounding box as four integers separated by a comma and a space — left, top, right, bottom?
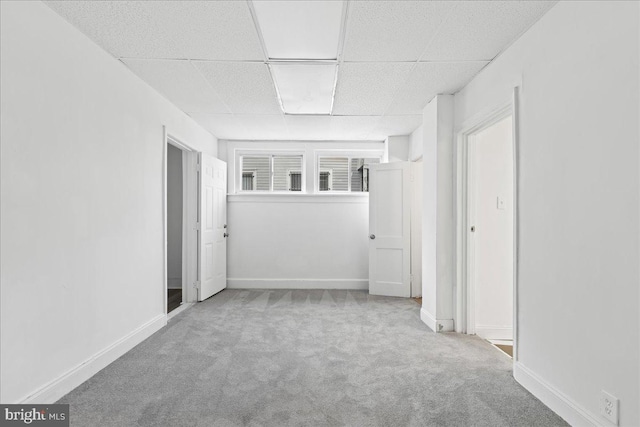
45, 0, 556, 141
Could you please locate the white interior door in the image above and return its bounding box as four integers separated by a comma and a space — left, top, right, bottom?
369, 162, 411, 297
469, 116, 514, 340
199, 153, 227, 301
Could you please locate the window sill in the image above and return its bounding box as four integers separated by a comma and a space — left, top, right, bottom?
227, 193, 369, 204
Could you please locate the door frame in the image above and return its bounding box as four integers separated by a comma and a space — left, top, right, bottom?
455, 87, 520, 362
163, 127, 200, 315
410, 159, 423, 298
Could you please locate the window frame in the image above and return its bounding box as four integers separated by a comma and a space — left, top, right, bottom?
236, 150, 306, 194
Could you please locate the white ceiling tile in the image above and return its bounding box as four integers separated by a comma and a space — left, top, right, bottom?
387, 61, 488, 115
122, 59, 230, 114
253, 1, 344, 60
188, 113, 245, 140
284, 115, 333, 140
190, 114, 290, 140
371, 115, 423, 139
332, 63, 414, 116
237, 115, 289, 140
45, 1, 557, 141
193, 62, 282, 115
342, 1, 454, 62
45, 1, 264, 60
284, 115, 381, 140
327, 116, 381, 140
421, 1, 556, 61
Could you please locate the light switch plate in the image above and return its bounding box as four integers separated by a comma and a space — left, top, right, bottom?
497, 196, 505, 210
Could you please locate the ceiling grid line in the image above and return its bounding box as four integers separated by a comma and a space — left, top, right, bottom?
187, 60, 235, 116
379, 2, 461, 120
245, 0, 286, 116
328, 0, 351, 118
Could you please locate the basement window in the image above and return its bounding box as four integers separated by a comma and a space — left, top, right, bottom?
350, 157, 379, 192
317, 156, 380, 192
239, 153, 304, 192
240, 156, 271, 191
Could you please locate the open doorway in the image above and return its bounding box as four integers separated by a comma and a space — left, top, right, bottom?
469, 114, 514, 356
164, 132, 200, 316
458, 102, 517, 359
167, 143, 184, 313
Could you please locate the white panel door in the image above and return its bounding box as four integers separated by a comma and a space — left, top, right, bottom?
369, 162, 411, 297
199, 153, 227, 301
470, 116, 513, 340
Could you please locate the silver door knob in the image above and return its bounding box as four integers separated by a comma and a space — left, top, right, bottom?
369, 234, 376, 240
223, 233, 229, 238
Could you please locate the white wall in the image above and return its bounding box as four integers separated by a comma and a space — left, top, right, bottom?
472, 116, 513, 340
386, 135, 410, 163
422, 101, 438, 322
0, 1, 217, 403
227, 196, 370, 289
221, 140, 384, 289
455, 2, 639, 425
167, 144, 183, 289
409, 125, 424, 161
421, 95, 455, 332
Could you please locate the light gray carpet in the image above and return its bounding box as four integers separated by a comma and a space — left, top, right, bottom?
58, 290, 567, 427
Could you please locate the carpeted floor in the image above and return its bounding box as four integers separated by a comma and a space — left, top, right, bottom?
58, 290, 567, 426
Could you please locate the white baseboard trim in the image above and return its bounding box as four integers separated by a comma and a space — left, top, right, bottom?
514, 362, 601, 427
227, 278, 369, 290
19, 314, 167, 404
475, 325, 513, 341
420, 308, 454, 332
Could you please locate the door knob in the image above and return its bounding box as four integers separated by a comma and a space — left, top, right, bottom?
224, 224, 227, 228
223, 233, 229, 238
369, 234, 376, 240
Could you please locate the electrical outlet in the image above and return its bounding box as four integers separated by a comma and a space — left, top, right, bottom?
600, 390, 619, 425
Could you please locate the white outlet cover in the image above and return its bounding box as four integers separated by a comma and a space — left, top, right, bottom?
601, 390, 619, 425
497, 196, 505, 210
